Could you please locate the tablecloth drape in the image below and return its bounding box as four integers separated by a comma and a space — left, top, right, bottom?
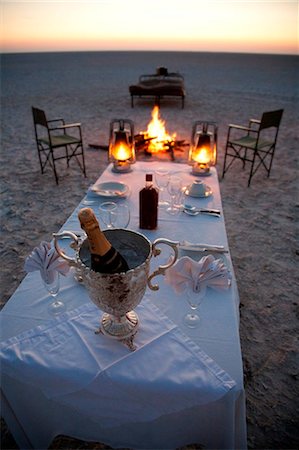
1, 298, 236, 428
1, 162, 247, 449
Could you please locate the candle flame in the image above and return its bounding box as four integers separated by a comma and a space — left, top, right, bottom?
193, 147, 211, 164
112, 142, 132, 161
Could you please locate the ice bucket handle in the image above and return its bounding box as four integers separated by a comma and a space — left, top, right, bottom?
148, 238, 179, 291
53, 231, 80, 265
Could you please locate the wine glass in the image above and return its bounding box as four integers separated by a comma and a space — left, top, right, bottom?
166, 175, 182, 215
99, 201, 117, 229
155, 168, 170, 208
42, 271, 66, 316
112, 203, 130, 228
183, 283, 206, 328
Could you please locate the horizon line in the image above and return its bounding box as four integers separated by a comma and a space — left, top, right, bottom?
1, 49, 298, 57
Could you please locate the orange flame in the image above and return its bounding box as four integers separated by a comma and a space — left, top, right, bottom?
112, 142, 132, 161
143, 106, 176, 153
192, 147, 211, 164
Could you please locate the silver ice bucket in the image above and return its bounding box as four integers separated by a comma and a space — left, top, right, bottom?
54, 229, 178, 350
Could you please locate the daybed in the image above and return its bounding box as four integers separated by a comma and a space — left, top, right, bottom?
129, 67, 185, 108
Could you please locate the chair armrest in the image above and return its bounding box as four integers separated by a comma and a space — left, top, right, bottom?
48, 118, 65, 126
50, 123, 81, 131
58, 123, 81, 129
227, 123, 258, 141
249, 119, 261, 130
228, 124, 253, 132
49, 123, 82, 140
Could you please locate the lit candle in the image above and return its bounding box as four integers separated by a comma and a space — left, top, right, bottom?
112, 142, 132, 161
109, 119, 135, 173
189, 121, 218, 176
193, 147, 211, 164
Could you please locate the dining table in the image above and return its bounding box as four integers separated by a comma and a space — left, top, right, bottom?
0, 160, 247, 450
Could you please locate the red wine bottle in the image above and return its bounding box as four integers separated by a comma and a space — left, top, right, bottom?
139, 174, 158, 230
78, 208, 129, 274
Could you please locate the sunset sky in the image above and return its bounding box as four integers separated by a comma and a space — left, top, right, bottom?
1, 0, 298, 55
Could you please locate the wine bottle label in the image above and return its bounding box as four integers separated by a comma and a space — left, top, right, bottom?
91, 247, 129, 274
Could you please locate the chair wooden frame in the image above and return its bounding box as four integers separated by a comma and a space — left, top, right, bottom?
222, 109, 283, 187
32, 107, 87, 185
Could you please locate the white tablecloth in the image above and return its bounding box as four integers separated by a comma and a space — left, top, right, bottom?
0, 162, 247, 449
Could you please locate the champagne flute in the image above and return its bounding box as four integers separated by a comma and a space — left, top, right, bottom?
166, 175, 182, 215
99, 201, 117, 229
42, 271, 66, 316
183, 283, 206, 328
111, 203, 130, 228
155, 168, 170, 208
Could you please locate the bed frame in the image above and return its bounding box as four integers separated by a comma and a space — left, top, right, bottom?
129, 68, 185, 108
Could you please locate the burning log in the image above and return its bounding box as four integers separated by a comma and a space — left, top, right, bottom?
134, 134, 189, 161
162, 139, 189, 161
134, 134, 157, 154
135, 105, 189, 160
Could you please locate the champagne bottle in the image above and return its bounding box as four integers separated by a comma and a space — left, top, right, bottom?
139, 174, 158, 230
78, 208, 129, 274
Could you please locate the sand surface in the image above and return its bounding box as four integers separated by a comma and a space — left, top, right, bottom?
1, 52, 298, 449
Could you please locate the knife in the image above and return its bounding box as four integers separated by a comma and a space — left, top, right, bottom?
196, 208, 221, 215
179, 204, 221, 216
178, 241, 228, 253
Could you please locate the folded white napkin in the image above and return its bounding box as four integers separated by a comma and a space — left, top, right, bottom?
24, 241, 70, 284
165, 254, 230, 295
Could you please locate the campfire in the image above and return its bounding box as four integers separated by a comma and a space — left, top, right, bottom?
88, 106, 189, 161
135, 106, 188, 160
141, 106, 176, 153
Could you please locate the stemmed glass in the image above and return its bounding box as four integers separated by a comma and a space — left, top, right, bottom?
155, 168, 170, 208
166, 175, 182, 215
99, 202, 117, 229
183, 283, 206, 328
42, 271, 66, 316
111, 203, 130, 228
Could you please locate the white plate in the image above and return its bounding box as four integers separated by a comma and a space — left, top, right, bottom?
90, 181, 130, 198
183, 184, 213, 198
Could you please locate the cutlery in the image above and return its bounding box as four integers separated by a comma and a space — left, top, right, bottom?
183, 208, 221, 218
82, 199, 96, 206
184, 204, 221, 215
177, 204, 221, 217
93, 189, 124, 196
179, 241, 228, 253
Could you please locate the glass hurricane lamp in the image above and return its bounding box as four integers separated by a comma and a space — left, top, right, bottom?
188, 121, 218, 176
109, 119, 136, 173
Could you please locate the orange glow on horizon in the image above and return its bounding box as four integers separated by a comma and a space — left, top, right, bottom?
1, 1, 298, 55
2, 36, 297, 56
